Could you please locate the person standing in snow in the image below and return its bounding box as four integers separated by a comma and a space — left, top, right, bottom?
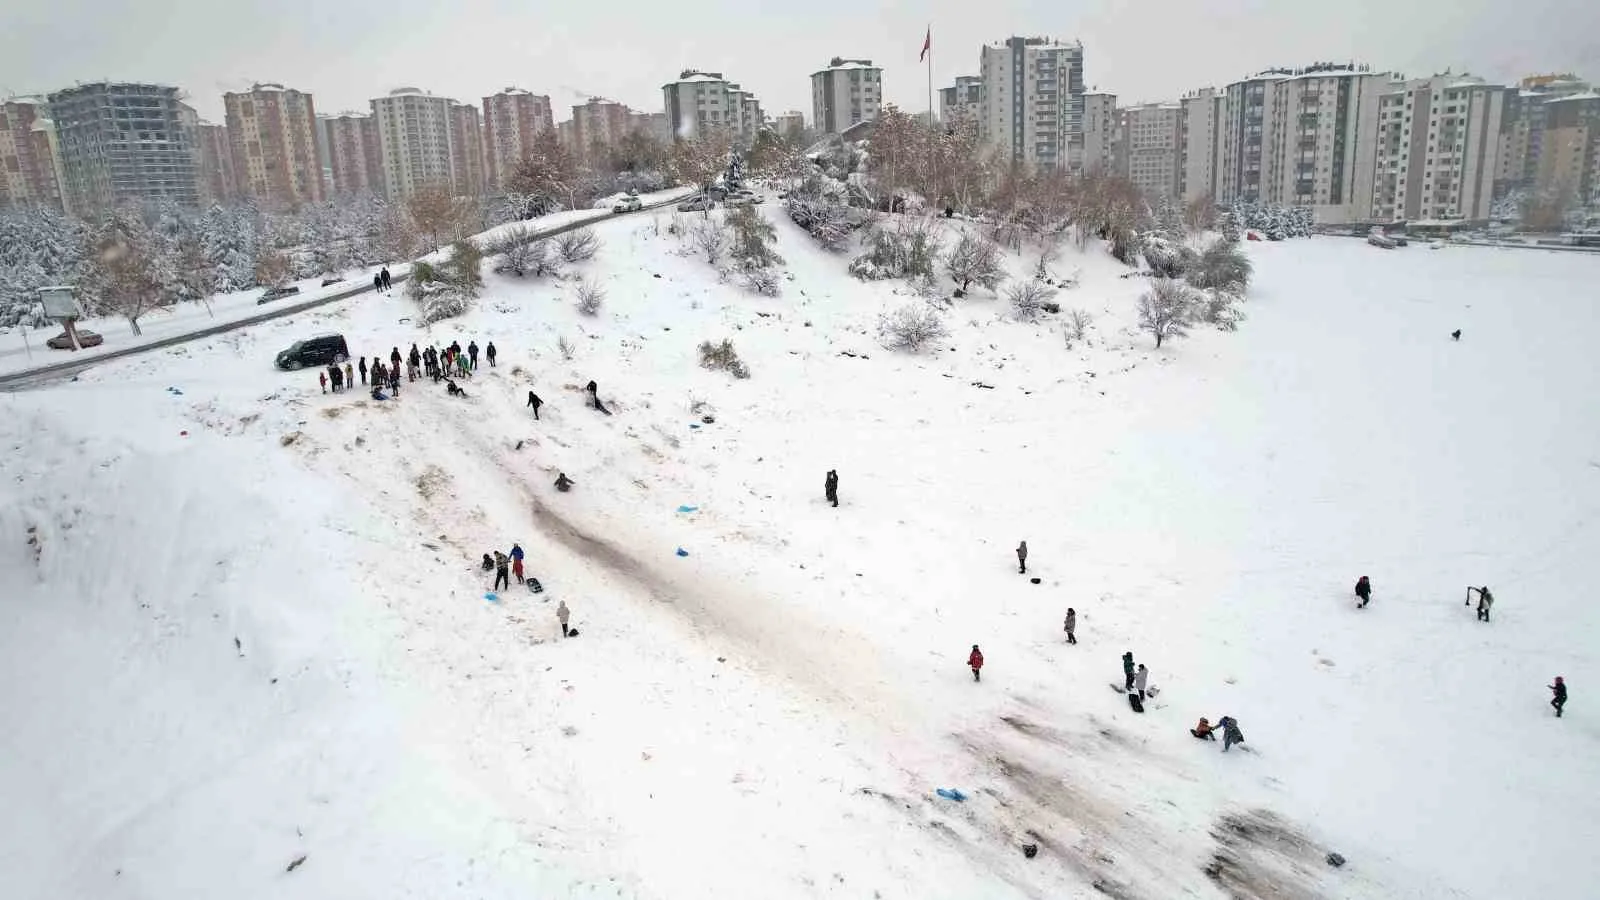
486, 341, 497, 368
390, 347, 402, 376
510, 542, 525, 584
319, 370, 327, 393
824, 470, 839, 507
556, 600, 571, 638
457, 352, 470, 378
468, 341, 480, 370
380, 267, 392, 290
1134, 664, 1150, 701
492, 550, 510, 592
344, 362, 354, 388
1123, 651, 1136, 690
1217, 716, 1244, 752
1017, 540, 1029, 574
528, 391, 544, 419
373, 272, 383, 292
1474, 586, 1494, 622
1355, 575, 1372, 609
329, 363, 344, 392
408, 344, 421, 381
554, 472, 574, 492
1063, 608, 1077, 644
358, 356, 368, 385
968, 645, 984, 682
1551, 677, 1568, 717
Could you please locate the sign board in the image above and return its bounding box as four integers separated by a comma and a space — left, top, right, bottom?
38, 286, 81, 320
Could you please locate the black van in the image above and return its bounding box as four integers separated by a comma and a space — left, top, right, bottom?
275, 334, 350, 370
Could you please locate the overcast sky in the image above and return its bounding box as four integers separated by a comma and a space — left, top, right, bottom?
3, 0, 1597, 123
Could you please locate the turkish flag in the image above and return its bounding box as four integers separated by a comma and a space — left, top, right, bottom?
920, 27, 930, 62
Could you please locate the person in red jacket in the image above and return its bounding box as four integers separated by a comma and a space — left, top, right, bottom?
968, 644, 984, 682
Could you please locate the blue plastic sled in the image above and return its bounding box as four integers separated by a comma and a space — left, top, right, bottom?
484, 592, 500, 604
935, 788, 967, 802
675, 548, 689, 557
677, 505, 698, 513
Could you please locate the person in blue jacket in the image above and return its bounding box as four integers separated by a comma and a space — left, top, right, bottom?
510, 543, 525, 584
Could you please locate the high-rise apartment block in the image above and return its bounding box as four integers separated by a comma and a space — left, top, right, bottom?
448, 102, 485, 197
940, 76, 983, 129
1370, 74, 1506, 221
0, 98, 69, 211
570, 97, 629, 159
47, 82, 199, 212
1121, 102, 1183, 201
662, 71, 762, 143
319, 113, 383, 197
978, 36, 1085, 172
811, 58, 882, 134
371, 88, 484, 199
193, 122, 236, 204
1179, 88, 1225, 204
223, 83, 324, 209
773, 111, 806, 140
1536, 91, 1600, 207
1081, 92, 1118, 175
1496, 74, 1590, 196
482, 88, 554, 188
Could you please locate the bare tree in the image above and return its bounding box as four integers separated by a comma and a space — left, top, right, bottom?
1183, 193, 1218, 235
507, 130, 581, 211
877, 302, 949, 352
379, 205, 422, 262
1064, 308, 1093, 346
668, 131, 732, 206
254, 248, 292, 288
691, 217, 729, 264
407, 184, 469, 251
93, 214, 170, 336
944, 230, 1005, 293
490, 226, 537, 276
575, 277, 605, 315
1138, 278, 1194, 348
555, 227, 601, 262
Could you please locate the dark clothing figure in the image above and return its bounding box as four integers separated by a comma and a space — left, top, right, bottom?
824, 470, 839, 507
481, 553, 495, 572
1474, 586, 1494, 622
586, 379, 609, 413
554, 473, 574, 492
1064, 608, 1077, 644
1355, 576, 1372, 608
1451, 329, 1462, 341
1551, 678, 1567, 717
1122, 652, 1136, 690
388, 369, 400, 396
486, 342, 497, 367
1017, 541, 1028, 574
390, 348, 402, 374
329, 364, 344, 392
374, 273, 383, 291
468, 341, 479, 370
446, 379, 467, 397
1127, 690, 1145, 713
968, 645, 984, 682
528, 391, 543, 419
1218, 716, 1244, 752
492, 551, 510, 591
359, 357, 368, 385
1192, 718, 1217, 740
380, 267, 392, 290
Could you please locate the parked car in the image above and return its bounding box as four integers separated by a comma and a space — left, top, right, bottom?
613, 194, 643, 213
677, 194, 715, 212
1367, 230, 1397, 250
257, 285, 302, 305
320, 277, 344, 287
46, 329, 104, 350
275, 334, 350, 370
724, 194, 754, 208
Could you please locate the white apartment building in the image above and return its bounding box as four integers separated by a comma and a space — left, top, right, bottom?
940, 76, 983, 129
663, 71, 761, 144
1179, 88, 1224, 204
1082, 92, 1118, 174
811, 58, 882, 134
482, 87, 554, 188
1121, 102, 1183, 201
978, 36, 1086, 172
370, 87, 462, 199
1219, 64, 1391, 223
772, 110, 806, 139
1370, 74, 1507, 222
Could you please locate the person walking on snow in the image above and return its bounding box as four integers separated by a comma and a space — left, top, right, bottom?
373, 272, 383, 291
409, 344, 422, 381
528, 391, 544, 419
1473, 585, 1494, 622
390, 347, 402, 376
358, 356, 368, 385
557, 600, 571, 637
968, 645, 984, 682
319, 370, 327, 393
468, 341, 479, 370
510, 543, 525, 584
492, 551, 510, 592
380, 266, 392, 290
1063, 608, 1077, 644
1134, 664, 1150, 701
1551, 676, 1568, 717
1122, 651, 1136, 690
1017, 540, 1028, 574
824, 470, 839, 507
388, 367, 401, 397
486, 341, 497, 367
1355, 575, 1372, 609
344, 362, 354, 388
1217, 716, 1244, 752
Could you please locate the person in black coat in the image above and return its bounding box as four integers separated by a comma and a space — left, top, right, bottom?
528, 391, 543, 419
1551, 677, 1568, 717
1122, 651, 1136, 690
468, 341, 479, 370
1355, 575, 1372, 609
486, 341, 497, 367
358, 356, 368, 385
824, 470, 839, 507
373, 273, 383, 291
380, 267, 392, 290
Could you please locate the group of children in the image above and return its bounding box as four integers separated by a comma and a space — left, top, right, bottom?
316, 338, 502, 401
482, 543, 573, 638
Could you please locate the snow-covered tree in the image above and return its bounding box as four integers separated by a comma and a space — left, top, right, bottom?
877, 301, 949, 352
1186, 238, 1253, 295
944, 230, 1005, 294
1138, 278, 1194, 349
1006, 279, 1056, 322
727, 205, 782, 271
199, 204, 258, 293
668, 131, 733, 202
440, 238, 484, 297
508, 130, 581, 212
90, 208, 171, 336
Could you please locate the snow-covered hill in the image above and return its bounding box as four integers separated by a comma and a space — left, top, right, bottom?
4, 212, 1598, 900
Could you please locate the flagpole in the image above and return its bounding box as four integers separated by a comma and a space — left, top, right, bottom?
926, 25, 934, 125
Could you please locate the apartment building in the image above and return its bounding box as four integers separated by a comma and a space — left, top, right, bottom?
978, 36, 1086, 172
1121, 103, 1183, 201
319, 113, 383, 197
1532, 91, 1599, 206
571, 97, 630, 160
1219, 64, 1390, 222
629, 111, 671, 142
811, 58, 882, 134
772, 111, 806, 140
1179, 88, 1224, 204
1496, 74, 1590, 195
1370, 74, 1507, 221
1081, 92, 1118, 174
370, 88, 460, 199
47, 82, 199, 212
193, 122, 236, 204
662, 71, 763, 143
940, 76, 983, 129
482, 88, 554, 188
222, 83, 323, 209
0, 98, 68, 211
448, 102, 485, 197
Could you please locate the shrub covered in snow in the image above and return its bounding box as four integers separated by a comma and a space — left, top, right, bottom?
575, 277, 604, 316
944, 231, 1006, 294
1141, 234, 1196, 279
850, 217, 941, 282
1138, 278, 1194, 349
742, 268, 782, 297
1006, 279, 1056, 322
784, 173, 854, 251
691, 218, 729, 264
1064, 308, 1094, 348
1193, 288, 1246, 332
728, 205, 783, 272
698, 338, 751, 379
1186, 238, 1253, 295
877, 301, 949, 352
440, 238, 484, 296
555, 227, 601, 263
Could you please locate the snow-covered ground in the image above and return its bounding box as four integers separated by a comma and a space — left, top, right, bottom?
0, 187, 694, 379
3, 213, 1597, 899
